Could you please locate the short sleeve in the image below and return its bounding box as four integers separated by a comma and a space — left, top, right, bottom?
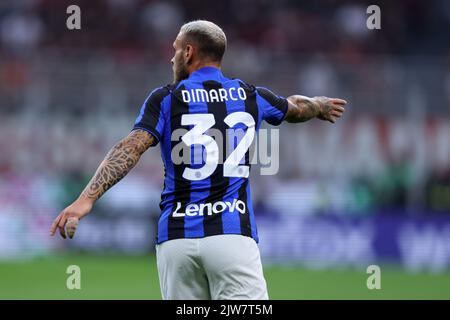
133, 87, 169, 145
255, 87, 288, 126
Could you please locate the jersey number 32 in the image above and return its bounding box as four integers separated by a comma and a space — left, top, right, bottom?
179, 112, 255, 181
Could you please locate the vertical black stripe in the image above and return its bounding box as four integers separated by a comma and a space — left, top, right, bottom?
256, 87, 288, 113
167, 85, 189, 240
202, 80, 228, 236
237, 82, 259, 237
237, 179, 251, 236
255, 87, 288, 126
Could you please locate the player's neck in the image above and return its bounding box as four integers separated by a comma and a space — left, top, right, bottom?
188, 61, 221, 75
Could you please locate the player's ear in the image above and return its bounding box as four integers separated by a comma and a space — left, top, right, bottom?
184, 44, 194, 65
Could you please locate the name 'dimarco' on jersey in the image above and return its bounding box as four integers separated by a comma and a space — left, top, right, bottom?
181, 87, 247, 103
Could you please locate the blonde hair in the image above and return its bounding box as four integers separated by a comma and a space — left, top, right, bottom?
179, 20, 227, 62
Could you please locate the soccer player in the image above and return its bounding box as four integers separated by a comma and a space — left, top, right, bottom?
50, 20, 346, 300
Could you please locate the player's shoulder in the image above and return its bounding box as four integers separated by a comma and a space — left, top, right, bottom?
148, 83, 175, 98
230, 79, 275, 94
143, 83, 178, 108
231, 78, 257, 92
231, 79, 281, 101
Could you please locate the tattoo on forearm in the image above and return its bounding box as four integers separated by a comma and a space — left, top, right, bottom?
286, 95, 320, 123
81, 129, 154, 200
297, 98, 319, 120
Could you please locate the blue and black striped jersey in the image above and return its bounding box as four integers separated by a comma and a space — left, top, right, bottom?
133, 67, 288, 244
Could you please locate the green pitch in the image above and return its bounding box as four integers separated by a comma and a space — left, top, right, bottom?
0, 254, 449, 299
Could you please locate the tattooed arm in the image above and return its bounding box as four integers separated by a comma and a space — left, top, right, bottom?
284, 95, 347, 123
50, 129, 155, 239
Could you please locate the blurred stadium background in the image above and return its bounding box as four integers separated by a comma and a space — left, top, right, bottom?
1, 0, 450, 299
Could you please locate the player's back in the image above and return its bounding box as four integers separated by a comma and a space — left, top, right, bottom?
133, 66, 288, 244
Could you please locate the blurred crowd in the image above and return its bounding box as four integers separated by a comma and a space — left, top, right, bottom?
1, 0, 450, 57
1, 0, 450, 114
0, 0, 450, 246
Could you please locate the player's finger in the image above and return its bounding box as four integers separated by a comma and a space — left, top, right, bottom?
328, 116, 336, 123
66, 217, 79, 239
331, 110, 343, 117
58, 214, 67, 228
58, 214, 68, 239
59, 225, 67, 239
331, 98, 347, 105
333, 105, 346, 113
50, 214, 62, 236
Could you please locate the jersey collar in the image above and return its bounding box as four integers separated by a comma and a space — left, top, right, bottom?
188, 66, 227, 82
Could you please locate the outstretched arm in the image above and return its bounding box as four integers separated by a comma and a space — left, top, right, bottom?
50, 129, 155, 239
284, 95, 347, 123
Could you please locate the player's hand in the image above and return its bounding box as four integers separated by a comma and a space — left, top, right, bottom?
50, 196, 93, 239
315, 96, 347, 123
